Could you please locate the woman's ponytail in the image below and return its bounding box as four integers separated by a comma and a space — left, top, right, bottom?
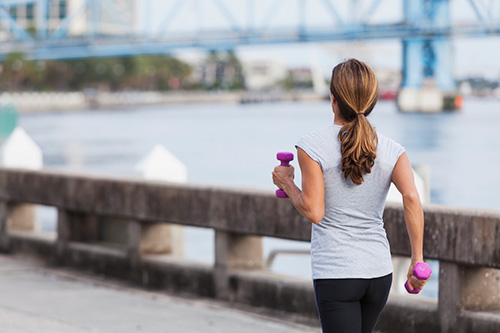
330, 59, 379, 185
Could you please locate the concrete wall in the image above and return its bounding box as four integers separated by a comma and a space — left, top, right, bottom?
0, 168, 499, 332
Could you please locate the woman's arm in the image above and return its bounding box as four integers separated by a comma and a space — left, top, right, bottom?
272, 148, 325, 224
392, 152, 430, 290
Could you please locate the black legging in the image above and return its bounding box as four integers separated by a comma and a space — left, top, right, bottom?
314, 274, 392, 333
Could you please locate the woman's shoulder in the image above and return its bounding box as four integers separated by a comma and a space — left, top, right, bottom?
296, 125, 339, 164
376, 131, 401, 146
376, 131, 405, 159
299, 125, 338, 142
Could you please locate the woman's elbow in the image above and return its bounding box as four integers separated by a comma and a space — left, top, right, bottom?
403, 191, 421, 205
308, 210, 324, 224
299, 195, 324, 224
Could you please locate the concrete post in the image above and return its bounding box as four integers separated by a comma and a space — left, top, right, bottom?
0, 127, 43, 233
439, 261, 464, 333
439, 262, 500, 332
0, 201, 9, 252
126, 219, 184, 285
214, 231, 231, 300
126, 220, 184, 258
108, 218, 184, 255
7, 203, 37, 231
139, 222, 183, 255
101, 217, 183, 255
214, 230, 264, 300
225, 233, 264, 270
56, 209, 71, 263
127, 220, 141, 272
56, 209, 99, 262
0, 127, 43, 169
461, 267, 500, 311
100, 218, 128, 245
131, 144, 187, 256
59, 207, 182, 257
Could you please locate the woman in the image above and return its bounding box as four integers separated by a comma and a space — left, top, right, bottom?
272, 59, 429, 333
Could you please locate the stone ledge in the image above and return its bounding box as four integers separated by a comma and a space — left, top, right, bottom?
8, 230, 55, 259
462, 310, 500, 332
1, 168, 500, 268
378, 294, 439, 333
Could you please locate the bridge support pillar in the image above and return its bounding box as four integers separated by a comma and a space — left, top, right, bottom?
399, 0, 461, 112
439, 262, 500, 332
214, 231, 263, 300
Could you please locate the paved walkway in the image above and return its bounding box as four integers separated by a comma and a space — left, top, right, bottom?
0, 254, 320, 333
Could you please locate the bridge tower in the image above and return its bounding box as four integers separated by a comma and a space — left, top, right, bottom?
398, 0, 461, 112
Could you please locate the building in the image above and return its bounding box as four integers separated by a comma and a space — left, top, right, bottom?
5, 1, 66, 36
68, 0, 136, 36
242, 59, 287, 91
4, 0, 137, 38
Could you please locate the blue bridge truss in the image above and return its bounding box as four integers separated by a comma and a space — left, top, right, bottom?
1, 0, 500, 96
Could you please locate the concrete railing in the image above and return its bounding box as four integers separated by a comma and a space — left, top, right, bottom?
0, 167, 499, 333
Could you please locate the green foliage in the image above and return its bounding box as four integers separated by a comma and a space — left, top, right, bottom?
0, 52, 45, 91
0, 53, 194, 92
278, 70, 314, 91
0, 51, 249, 92
202, 50, 245, 90
280, 72, 295, 91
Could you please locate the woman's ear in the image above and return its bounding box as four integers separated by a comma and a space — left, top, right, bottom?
330, 92, 338, 114
330, 92, 337, 105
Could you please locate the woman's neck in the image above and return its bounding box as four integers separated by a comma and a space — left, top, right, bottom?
333, 114, 348, 126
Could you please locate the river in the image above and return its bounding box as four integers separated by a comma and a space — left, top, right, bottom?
18, 97, 500, 299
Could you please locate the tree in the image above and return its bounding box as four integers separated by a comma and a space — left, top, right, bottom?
0, 52, 43, 91
0, 53, 194, 92
202, 51, 244, 90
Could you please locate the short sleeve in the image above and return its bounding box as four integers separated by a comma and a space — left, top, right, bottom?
295, 134, 323, 169
390, 140, 406, 167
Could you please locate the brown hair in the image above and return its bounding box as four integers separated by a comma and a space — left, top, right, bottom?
330, 59, 379, 185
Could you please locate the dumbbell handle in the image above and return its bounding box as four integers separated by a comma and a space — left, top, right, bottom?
405, 262, 431, 294
275, 152, 294, 198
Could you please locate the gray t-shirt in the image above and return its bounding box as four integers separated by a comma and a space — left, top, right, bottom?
296, 124, 405, 279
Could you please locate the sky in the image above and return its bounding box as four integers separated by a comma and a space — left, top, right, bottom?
134, 0, 500, 80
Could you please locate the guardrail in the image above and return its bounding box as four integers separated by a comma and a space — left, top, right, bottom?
0, 167, 499, 333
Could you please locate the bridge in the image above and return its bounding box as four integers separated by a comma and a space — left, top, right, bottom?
2, 0, 500, 111
0, 167, 499, 332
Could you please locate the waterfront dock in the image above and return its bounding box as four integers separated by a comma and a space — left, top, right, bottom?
1, 167, 500, 332
0, 91, 325, 113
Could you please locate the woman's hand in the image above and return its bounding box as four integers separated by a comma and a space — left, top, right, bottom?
272, 165, 295, 190
406, 260, 431, 291
273, 148, 324, 224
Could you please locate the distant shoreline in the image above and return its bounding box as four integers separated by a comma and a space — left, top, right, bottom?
1, 90, 327, 114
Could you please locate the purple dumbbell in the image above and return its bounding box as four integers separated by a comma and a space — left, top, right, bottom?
275, 152, 294, 198
405, 262, 432, 294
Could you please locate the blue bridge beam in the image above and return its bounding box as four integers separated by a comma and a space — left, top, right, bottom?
402, 0, 455, 91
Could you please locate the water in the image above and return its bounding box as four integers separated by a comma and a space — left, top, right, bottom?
20, 99, 500, 209
18, 98, 500, 299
